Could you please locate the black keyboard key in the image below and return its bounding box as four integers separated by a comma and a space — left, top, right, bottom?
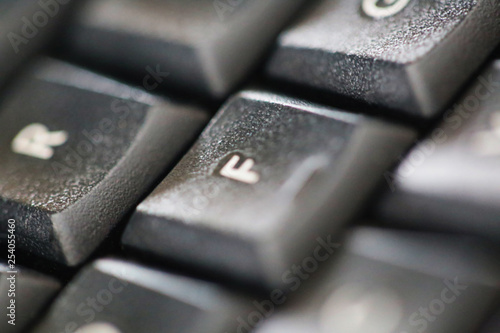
267, 0, 500, 117
256, 228, 500, 333
480, 308, 500, 333
0, 59, 207, 265
34, 258, 250, 333
376, 60, 500, 240
0, 0, 75, 87
63, 0, 305, 98
1, 262, 60, 333
122, 91, 415, 287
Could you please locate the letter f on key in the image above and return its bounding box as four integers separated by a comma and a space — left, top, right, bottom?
220, 154, 260, 184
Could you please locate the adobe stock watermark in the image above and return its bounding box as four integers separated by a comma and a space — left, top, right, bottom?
8, 0, 72, 54
50, 64, 168, 176
142, 65, 170, 91
384, 72, 500, 192
6, 219, 17, 327
227, 235, 340, 333
56, 268, 129, 333
213, 0, 246, 21
401, 277, 468, 333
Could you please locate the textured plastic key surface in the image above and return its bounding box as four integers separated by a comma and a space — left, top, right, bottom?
256, 228, 500, 333
63, 0, 305, 98
267, 0, 500, 117
34, 258, 251, 333
376, 60, 500, 240
0, 262, 60, 333
0, 0, 75, 87
0, 59, 208, 266
122, 91, 416, 288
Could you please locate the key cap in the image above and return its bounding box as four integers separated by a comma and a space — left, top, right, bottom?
0, 262, 60, 333
34, 258, 251, 333
62, 0, 306, 98
0, 0, 75, 87
122, 90, 416, 288
376, 60, 500, 240
266, 0, 500, 117
256, 228, 500, 333
480, 308, 500, 333
0, 58, 208, 265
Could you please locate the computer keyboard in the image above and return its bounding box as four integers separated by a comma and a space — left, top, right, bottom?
1, 0, 500, 332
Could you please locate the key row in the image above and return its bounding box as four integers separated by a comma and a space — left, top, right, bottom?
2, 0, 499, 116
0, 59, 414, 288
5, 227, 499, 332
4, 58, 500, 287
